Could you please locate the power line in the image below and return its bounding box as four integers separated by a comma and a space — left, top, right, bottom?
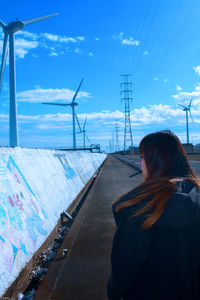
127, 0, 151, 72
132, 0, 160, 78
133, 0, 182, 89
135, 0, 198, 98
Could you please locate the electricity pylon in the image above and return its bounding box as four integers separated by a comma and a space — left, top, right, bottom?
121, 74, 133, 151
115, 120, 120, 152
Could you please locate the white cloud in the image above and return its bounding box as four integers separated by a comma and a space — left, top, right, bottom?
77, 110, 124, 120
59, 37, 77, 43
15, 39, 38, 49
171, 81, 200, 118
17, 86, 91, 103
89, 52, 94, 57
154, 77, 158, 81
0, 30, 86, 60
172, 86, 200, 102
49, 51, 58, 56
2, 101, 200, 147
14, 38, 38, 58
163, 78, 169, 82
16, 30, 38, 40
74, 48, 81, 54
122, 37, 140, 46
194, 66, 200, 76
15, 48, 28, 58
42, 32, 85, 44
37, 124, 71, 130
0, 114, 8, 119
15, 104, 190, 125
176, 84, 182, 91
42, 33, 59, 41
112, 32, 140, 46
5, 104, 182, 126
143, 51, 149, 55
77, 36, 85, 41
95, 37, 100, 41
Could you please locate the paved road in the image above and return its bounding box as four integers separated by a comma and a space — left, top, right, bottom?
114, 154, 200, 175
34, 155, 143, 300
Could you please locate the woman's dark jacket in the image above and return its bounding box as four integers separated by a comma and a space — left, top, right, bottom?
107, 180, 200, 300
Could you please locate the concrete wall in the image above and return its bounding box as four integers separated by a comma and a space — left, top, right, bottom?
0, 147, 107, 296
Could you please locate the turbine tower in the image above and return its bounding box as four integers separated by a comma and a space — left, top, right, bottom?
42, 79, 84, 150
0, 13, 58, 147
76, 114, 90, 148
179, 99, 194, 144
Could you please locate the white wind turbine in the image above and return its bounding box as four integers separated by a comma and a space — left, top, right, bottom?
75, 114, 90, 148
0, 13, 58, 147
42, 79, 84, 150
179, 98, 195, 144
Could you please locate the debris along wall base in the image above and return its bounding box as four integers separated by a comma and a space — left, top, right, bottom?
0, 147, 107, 297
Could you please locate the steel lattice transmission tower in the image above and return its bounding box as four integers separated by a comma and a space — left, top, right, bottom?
115, 120, 120, 152
120, 74, 133, 151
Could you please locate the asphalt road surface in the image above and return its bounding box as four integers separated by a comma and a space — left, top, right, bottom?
114, 154, 200, 175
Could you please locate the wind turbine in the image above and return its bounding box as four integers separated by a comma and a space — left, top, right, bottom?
0, 13, 58, 147
42, 79, 84, 150
179, 98, 195, 144
75, 114, 90, 148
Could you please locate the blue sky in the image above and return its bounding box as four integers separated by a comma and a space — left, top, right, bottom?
1, 0, 200, 152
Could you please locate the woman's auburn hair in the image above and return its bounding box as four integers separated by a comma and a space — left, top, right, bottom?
115, 130, 200, 230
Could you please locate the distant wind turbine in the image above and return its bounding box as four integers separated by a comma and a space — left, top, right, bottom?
75, 114, 90, 148
179, 98, 195, 144
0, 13, 58, 146
42, 79, 84, 150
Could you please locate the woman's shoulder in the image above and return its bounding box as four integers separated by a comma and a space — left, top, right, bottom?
175, 178, 197, 193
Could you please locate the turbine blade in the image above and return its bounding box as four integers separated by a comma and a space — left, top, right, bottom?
72, 78, 84, 103
86, 134, 91, 143
0, 20, 6, 29
70, 131, 82, 135
22, 13, 58, 26
189, 98, 193, 108
83, 117, 87, 130
178, 104, 187, 109
189, 111, 195, 128
0, 33, 9, 92
75, 114, 82, 132
41, 102, 69, 106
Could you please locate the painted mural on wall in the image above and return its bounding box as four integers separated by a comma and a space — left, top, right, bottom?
0, 148, 106, 296
0, 154, 47, 276
55, 154, 77, 179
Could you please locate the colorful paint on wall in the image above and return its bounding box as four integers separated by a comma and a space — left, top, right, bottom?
55, 154, 77, 179
0, 148, 106, 296
0, 154, 47, 275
